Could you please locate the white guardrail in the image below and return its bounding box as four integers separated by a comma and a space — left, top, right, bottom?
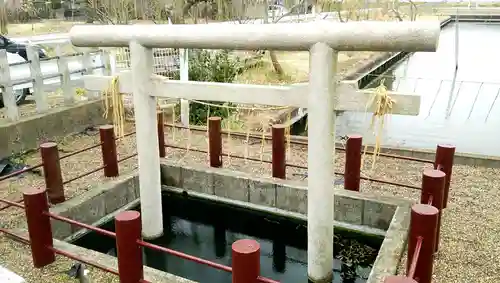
10, 33, 71, 45
0, 47, 108, 121
6, 52, 105, 92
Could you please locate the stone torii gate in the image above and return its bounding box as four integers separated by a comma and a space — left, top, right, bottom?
70, 21, 440, 283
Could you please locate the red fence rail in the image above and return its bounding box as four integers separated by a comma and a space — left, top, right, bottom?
0, 114, 455, 283
163, 123, 437, 164
383, 168, 445, 283
407, 203, 439, 283
1, 114, 454, 207
172, 118, 455, 192
0, 188, 280, 283
0, 117, 141, 211
196, 117, 454, 283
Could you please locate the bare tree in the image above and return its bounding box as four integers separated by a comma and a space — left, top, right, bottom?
264, 0, 311, 75
388, 0, 419, 21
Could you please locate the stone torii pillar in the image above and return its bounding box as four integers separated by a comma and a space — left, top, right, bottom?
70, 21, 440, 282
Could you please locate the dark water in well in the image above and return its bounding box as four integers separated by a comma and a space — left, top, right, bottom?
73, 192, 382, 283
335, 22, 500, 156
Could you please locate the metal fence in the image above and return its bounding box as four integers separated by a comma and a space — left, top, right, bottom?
111, 47, 181, 78
0, 47, 108, 120
0, 119, 455, 283
0, 44, 185, 122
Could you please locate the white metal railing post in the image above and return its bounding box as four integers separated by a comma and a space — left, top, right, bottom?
179, 48, 190, 126
26, 45, 48, 112
0, 49, 19, 121
129, 41, 164, 239
307, 42, 337, 282
56, 45, 73, 105
100, 49, 112, 76
108, 49, 118, 75
81, 48, 93, 75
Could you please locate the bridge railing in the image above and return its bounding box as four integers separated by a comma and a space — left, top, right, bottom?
0, 47, 109, 120
0, 45, 184, 123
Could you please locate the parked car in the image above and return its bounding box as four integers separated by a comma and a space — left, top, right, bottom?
0, 52, 33, 107
0, 34, 48, 61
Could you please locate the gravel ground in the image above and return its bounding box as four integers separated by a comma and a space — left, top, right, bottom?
0, 122, 499, 282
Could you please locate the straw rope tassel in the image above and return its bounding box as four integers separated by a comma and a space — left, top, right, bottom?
171, 104, 177, 143
286, 111, 292, 156
191, 100, 290, 111
103, 76, 126, 139
361, 79, 395, 171
260, 122, 266, 162
186, 123, 192, 153
206, 105, 211, 162
244, 108, 254, 164
226, 106, 232, 166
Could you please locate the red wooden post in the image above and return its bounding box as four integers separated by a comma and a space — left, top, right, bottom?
232, 239, 260, 283
23, 188, 55, 268
99, 125, 119, 177
407, 204, 438, 283
40, 142, 65, 204
384, 276, 418, 283
208, 117, 222, 168
420, 169, 446, 253
157, 112, 166, 158
434, 144, 455, 208
272, 124, 286, 179
115, 211, 144, 283
344, 135, 362, 191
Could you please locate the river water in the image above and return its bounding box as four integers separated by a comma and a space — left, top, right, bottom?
336, 21, 500, 156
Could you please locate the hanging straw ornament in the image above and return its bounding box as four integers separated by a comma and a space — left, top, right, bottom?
224, 103, 233, 166
103, 76, 126, 139
362, 79, 395, 171
206, 105, 211, 161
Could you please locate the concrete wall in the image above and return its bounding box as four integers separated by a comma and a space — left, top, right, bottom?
44, 161, 411, 282
160, 161, 412, 282
0, 99, 107, 159
160, 161, 410, 231
13, 169, 192, 283
49, 171, 139, 240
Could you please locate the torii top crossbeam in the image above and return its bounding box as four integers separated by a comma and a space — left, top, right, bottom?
70, 21, 440, 52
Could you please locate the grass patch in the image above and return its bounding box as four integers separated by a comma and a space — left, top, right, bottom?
236, 51, 376, 85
